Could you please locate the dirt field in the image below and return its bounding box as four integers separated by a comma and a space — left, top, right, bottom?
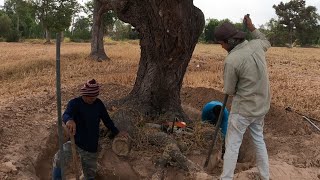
0, 41, 320, 180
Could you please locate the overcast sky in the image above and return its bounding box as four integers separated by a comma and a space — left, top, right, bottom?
193, 0, 320, 26
0, 0, 319, 26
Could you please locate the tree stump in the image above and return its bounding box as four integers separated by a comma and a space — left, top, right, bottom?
108, 109, 223, 179
112, 136, 130, 157
110, 109, 140, 156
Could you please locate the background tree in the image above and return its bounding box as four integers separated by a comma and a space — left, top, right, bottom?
265, 18, 288, 46
83, 0, 117, 34
295, 5, 320, 45
316, 28, 320, 45
204, 18, 220, 43
89, 0, 112, 60
0, 13, 12, 38
85, 0, 119, 59
203, 18, 251, 43
110, 20, 138, 40
69, 16, 91, 42
33, 0, 51, 42
3, 0, 37, 41
33, 0, 80, 43
273, 0, 320, 46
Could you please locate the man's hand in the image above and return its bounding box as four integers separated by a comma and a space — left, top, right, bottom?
66, 120, 76, 136
243, 14, 255, 32
108, 131, 128, 139
117, 131, 129, 138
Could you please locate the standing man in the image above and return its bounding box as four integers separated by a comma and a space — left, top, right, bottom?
214, 15, 271, 180
52, 79, 122, 180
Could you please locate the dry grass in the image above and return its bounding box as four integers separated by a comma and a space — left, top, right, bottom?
0, 42, 319, 118
186, 44, 320, 118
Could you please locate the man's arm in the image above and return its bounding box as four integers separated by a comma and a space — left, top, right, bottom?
99, 101, 119, 138
223, 62, 238, 95
62, 99, 77, 135
63, 100, 76, 124
244, 15, 271, 51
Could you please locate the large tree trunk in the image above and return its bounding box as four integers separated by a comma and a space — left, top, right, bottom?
90, 0, 110, 61
110, 0, 205, 120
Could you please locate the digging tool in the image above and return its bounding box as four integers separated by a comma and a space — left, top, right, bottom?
145, 122, 193, 135
70, 134, 80, 180
171, 117, 177, 134
64, 126, 80, 180
204, 94, 229, 168
285, 107, 320, 122
303, 116, 320, 132
243, 14, 250, 32
167, 121, 191, 134
285, 107, 320, 132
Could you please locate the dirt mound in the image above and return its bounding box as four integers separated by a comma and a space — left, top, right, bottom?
235, 160, 320, 180
181, 87, 320, 170
1, 84, 320, 179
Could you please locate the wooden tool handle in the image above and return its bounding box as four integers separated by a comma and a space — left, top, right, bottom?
204, 94, 229, 168
70, 134, 80, 180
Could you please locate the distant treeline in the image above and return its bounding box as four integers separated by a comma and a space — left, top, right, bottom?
201, 0, 320, 47
0, 0, 319, 46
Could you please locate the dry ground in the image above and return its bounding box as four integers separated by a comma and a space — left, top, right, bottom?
0, 41, 320, 179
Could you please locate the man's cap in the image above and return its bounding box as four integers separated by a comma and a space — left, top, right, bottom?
214, 22, 246, 41
80, 79, 100, 97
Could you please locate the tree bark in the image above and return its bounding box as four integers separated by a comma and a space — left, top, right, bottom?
108, 0, 205, 120
16, 15, 20, 32
61, 31, 64, 42
90, 0, 110, 61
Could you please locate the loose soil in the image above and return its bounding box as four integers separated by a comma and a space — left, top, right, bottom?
0, 42, 320, 180
1, 85, 319, 179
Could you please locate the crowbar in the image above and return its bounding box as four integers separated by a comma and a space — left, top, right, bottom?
285, 107, 320, 132
285, 107, 320, 123
70, 134, 80, 180
204, 94, 229, 168
303, 116, 320, 132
